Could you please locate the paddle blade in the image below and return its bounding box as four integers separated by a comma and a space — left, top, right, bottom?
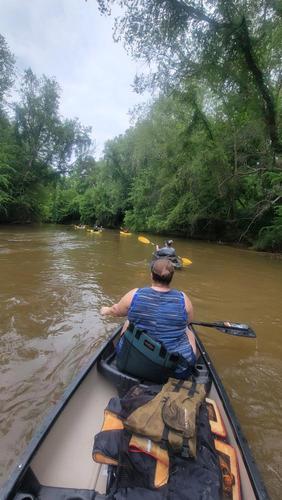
138, 236, 151, 244
191, 321, 256, 338
216, 322, 256, 338
181, 257, 192, 266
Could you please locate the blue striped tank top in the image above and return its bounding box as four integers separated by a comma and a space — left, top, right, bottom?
126, 287, 195, 367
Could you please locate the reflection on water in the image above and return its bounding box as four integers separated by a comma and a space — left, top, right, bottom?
0, 224, 281, 497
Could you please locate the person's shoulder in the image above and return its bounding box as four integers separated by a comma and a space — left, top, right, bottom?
120, 288, 139, 304
173, 289, 188, 299
135, 286, 151, 292
135, 286, 154, 295
181, 291, 193, 311
127, 287, 139, 298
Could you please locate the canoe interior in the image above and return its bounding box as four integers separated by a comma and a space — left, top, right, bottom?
1, 328, 268, 500
32, 367, 115, 493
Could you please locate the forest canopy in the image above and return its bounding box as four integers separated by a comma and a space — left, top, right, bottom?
0, 0, 281, 250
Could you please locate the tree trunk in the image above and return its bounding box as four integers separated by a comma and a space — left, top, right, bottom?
237, 17, 282, 154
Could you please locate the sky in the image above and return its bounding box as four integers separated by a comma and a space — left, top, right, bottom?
0, 0, 149, 157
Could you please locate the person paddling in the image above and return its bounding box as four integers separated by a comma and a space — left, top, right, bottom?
100, 259, 196, 378
155, 240, 177, 259
93, 222, 103, 231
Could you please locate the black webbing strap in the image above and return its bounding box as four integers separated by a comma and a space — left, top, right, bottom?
160, 425, 170, 449
173, 379, 185, 392
188, 378, 197, 397
181, 436, 192, 458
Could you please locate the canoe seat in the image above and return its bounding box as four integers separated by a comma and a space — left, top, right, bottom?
98, 351, 152, 397
98, 349, 210, 397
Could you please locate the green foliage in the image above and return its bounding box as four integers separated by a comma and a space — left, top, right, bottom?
95, 0, 282, 249
70, 156, 97, 194
0, 38, 93, 223
0, 33, 15, 105
256, 206, 282, 251
79, 188, 97, 224
0, 119, 15, 214
100, 87, 281, 249
14, 69, 91, 175
0, 18, 281, 252
49, 184, 81, 223
100, 0, 282, 153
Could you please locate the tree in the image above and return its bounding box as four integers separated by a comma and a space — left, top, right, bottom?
0, 34, 15, 214
4, 69, 93, 221
96, 0, 281, 248
49, 181, 81, 223
98, 0, 282, 156
14, 69, 91, 175
0, 33, 15, 107
0, 36, 95, 224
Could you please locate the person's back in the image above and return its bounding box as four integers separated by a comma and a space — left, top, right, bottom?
128, 288, 186, 335
127, 287, 194, 364
100, 258, 196, 375
156, 240, 176, 258
156, 247, 176, 258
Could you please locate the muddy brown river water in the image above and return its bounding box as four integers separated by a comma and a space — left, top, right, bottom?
0, 225, 281, 497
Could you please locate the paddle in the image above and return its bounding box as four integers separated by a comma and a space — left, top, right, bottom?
138, 236, 192, 266
138, 236, 154, 245
190, 321, 256, 338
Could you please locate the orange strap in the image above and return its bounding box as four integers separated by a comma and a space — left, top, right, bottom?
214, 439, 241, 500
206, 398, 227, 438
129, 435, 169, 488
101, 410, 124, 431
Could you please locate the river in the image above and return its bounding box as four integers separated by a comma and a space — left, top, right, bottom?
0, 225, 281, 497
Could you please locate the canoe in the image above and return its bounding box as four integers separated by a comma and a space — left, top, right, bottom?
120, 231, 132, 236
1, 326, 269, 500
152, 252, 183, 270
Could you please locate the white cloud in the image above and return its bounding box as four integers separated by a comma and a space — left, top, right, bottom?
0, 0, 149, 156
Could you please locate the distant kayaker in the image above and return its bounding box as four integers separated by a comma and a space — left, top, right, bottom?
93, 222, 103, 231
155, 240, 177, 258
100, 259, 196, 377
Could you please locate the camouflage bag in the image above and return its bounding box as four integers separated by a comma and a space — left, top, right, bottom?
124, 378, 206, 458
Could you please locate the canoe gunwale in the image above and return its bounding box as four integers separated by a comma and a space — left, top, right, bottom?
0, 327, 121, 500
192, 325, 269, 500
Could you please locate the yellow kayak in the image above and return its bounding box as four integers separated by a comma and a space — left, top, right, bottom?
87, 229, 102, 234
120, 231, 132, 236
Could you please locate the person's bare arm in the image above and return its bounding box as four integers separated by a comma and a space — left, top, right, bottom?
183, 292, 196, 355
100, 289, 138, 317
183, 292, 194, 322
